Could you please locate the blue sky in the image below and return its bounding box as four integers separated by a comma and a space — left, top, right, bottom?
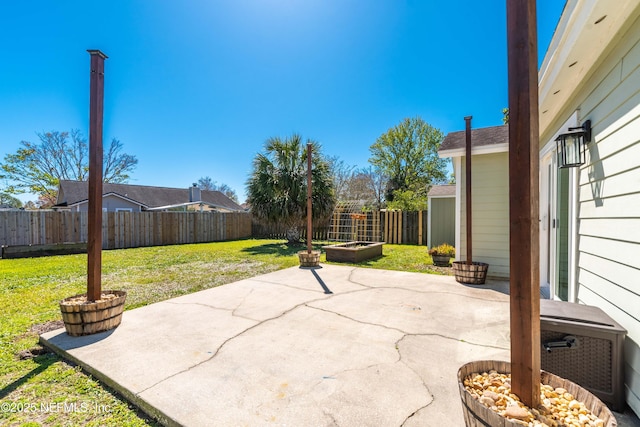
0, 1, 565, 204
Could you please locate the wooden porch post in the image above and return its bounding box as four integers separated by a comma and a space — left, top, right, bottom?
507, 0, 541, 408
465, 116, 473, 265
306, 142, 312, 254
87, 50, 107, 302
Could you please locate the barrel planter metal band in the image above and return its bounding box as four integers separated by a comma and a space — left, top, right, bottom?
60, 290, 127, 336
457, 360, 617, 427
453, 261, 489, 285
298, 250, 321, 268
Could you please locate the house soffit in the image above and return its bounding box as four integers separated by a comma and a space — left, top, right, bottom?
438, 143, 508, 159
539, 0, 640, 137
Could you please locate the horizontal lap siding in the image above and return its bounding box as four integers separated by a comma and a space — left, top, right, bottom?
574, 18, 640, 415
459, 152, 510, 278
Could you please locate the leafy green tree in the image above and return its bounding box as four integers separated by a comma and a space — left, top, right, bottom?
369, 116, 448, 209
386, 189, 428, 211
0, 130, 137, 202
502, 107, 509, 124
0, 193, 22, 208
197, 176, 239, 202
247, 134, 335, 244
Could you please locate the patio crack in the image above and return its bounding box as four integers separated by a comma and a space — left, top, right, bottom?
347, 281, 510, 304
306, 305, 509, 351
307, 305, 409, 335
136, 296, 332, 395
395, 335, 434, 427
345, 270, 510, 303
400, 403, 432, 427
163, 300, 259, 322
231, 288, 254, 318
347, 268, 374, 288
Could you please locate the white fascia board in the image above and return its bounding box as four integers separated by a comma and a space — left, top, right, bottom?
438, 143, 509, 159
428, 194, 456, 199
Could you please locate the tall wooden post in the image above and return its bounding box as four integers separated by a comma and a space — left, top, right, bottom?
465, 116, 473, 265
87, 50, 107, 302
507, 1, 540, 408
306, 143, 312, 254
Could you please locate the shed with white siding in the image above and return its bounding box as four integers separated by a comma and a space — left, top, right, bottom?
438, 124, 510, 279
427, 184, 455, 248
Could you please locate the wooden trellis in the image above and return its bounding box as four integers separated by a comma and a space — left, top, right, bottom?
328, 201, 381, 242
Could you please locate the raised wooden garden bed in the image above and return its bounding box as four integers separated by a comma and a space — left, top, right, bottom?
323, 241, 384, 263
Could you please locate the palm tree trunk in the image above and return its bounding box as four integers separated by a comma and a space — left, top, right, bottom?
286, 227, 300, 245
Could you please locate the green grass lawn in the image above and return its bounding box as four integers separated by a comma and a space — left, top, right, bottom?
0, 239, 448, 426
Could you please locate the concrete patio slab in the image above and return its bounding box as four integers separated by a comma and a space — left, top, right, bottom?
40, 265, 639, 426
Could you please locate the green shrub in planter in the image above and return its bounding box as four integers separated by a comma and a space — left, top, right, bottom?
428, 244, 455, 267
428, 244, 455, 257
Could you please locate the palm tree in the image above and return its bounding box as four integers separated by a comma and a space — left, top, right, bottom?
247, 134, 335, 244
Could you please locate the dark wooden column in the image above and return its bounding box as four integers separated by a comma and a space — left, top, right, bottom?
87, 50, 108, 302
465, 116, 473, 265
507, 0, 540, 407
306, 142, 312, 253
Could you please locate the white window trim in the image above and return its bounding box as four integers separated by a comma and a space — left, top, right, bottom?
540, 111, 579, 302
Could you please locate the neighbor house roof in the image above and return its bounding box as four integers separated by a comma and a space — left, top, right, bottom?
427, 184, 456, 198
0, 204, 21, 211
438, 124, 508, 158
55, 180, 244, 211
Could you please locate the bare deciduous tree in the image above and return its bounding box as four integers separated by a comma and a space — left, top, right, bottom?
0, 129, 137, 202
197, 176, 238, 202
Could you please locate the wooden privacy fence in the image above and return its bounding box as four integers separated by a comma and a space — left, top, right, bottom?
253, 210, 430, 245
1, 209, 434, 254
251, 221, 330, 241
381, 210, 428, 245
0, 210, 252, 250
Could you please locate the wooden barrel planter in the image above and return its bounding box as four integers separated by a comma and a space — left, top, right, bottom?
298, 250, 321, 268
453, 261, 489, 284
458, 360, 617, 427
60, 290, 127, 336
432, 255, 452, 267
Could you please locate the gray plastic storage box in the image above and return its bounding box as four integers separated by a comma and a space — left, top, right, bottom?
540, 299, 627, 411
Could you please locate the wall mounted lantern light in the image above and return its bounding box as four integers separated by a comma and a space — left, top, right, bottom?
555, 120, 591, 168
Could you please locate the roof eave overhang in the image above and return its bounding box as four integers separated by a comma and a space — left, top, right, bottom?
428, 194, 456, 199
438, 143, 509, 159
538, 0, 640, 138
67, 192, 148, 209
146, 201, 241, 212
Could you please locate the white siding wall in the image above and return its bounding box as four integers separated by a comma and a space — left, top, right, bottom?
559, 17, 640, 415
458, 152, 510, 278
